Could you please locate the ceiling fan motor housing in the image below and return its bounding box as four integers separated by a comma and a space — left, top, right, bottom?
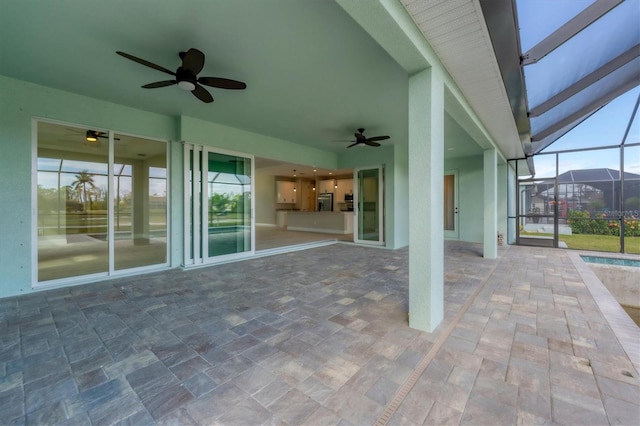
176, 67, 197, 91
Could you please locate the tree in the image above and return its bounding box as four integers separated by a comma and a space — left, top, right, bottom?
71, 170, 96, 212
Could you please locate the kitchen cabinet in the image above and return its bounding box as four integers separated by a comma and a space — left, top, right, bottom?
276, 211, 288, 228
276, 181, 296, 203
334, 179, 353, 204
318, 179, 335, 194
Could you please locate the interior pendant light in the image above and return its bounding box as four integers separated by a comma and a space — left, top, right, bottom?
334, 179, 338, 189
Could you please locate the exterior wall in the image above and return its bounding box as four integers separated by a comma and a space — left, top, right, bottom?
445, 155, 484, 243
0, 76, 177, 297
0, 75, 409, 298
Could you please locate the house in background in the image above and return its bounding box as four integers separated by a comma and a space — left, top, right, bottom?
0, 0, 583, 332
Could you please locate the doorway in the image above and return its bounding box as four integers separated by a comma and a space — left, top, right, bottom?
354, 166, 384, 245
444, 170, 459, 239
35, 121, 168, 285
184, 145, 254, 265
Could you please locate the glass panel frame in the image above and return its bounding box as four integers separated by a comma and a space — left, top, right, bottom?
184, 145, 255, 265
34, 119, 169, 287
354, 165, 384, 246
113, 133, 168, 271
205, 151, 253, 259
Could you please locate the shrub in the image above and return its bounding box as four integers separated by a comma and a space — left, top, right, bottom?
568, 210, 591, 234
568, 209, 640, 237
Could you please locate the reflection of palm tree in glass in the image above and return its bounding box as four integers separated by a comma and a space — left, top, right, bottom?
71, 170, 96, 212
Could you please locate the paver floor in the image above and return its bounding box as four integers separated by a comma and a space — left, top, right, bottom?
1, 242, 638, 425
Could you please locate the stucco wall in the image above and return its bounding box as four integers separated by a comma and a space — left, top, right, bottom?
0, 76, 177, 297
0, 75, 407, 297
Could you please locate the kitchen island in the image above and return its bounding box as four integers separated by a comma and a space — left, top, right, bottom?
285, 211, 354, 234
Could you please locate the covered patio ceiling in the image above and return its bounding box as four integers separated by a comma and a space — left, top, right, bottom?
0, 0, 499, 169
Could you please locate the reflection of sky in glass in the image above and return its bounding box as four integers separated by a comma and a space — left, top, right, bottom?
114, 164, 132, 176
209, 172, 251, 196
39, 159, 166, 196
38, 158, 61, 172
150, 167, 166, 179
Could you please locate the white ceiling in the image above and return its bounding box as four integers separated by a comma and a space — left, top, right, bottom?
2, 0, 503, 175
400, 0, 524, 161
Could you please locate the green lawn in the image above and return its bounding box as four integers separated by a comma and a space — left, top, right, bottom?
522, 232, 640, 254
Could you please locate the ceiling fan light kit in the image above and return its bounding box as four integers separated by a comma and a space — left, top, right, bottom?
116, 48, 246, 103
85, 130, 99, 142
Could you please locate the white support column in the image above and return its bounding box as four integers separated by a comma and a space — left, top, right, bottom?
484, 148, 498, 259
408, 68, 444, 332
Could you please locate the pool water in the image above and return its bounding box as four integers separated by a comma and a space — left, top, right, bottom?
580, 255, 640, 268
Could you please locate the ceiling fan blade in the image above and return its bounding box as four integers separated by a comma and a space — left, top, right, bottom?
366, 135, 390, 142
347, 142, 360, 148
365, 141, 381, 147
116, 51, 175, 76
192, 84, 213, 103
142, 80, 177, 89
198, 77, 247, 90
181, 48, 205, 75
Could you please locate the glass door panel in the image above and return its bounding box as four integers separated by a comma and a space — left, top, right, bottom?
113, 134, 167, 270
517, 179, 556, 247
444, 171, 459, 239
355, 166, 384, 245
37, 122, 109, 281
206, 151, 252, 258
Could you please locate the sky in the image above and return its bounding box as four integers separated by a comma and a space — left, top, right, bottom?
515, 0, 640, 178
534, 87, 640, 178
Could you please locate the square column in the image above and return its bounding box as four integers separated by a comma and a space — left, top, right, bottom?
408, 68, 444, 332
484, 148, 498, 259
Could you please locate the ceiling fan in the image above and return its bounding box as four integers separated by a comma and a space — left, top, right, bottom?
335, 128, 390, 148
116, 48, 247, 103
63, 128, 119, 143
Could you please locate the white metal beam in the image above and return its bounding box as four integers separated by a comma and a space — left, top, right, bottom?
532, 78, 640, 142
529, 44, 640, 117
521, 0, 623, 65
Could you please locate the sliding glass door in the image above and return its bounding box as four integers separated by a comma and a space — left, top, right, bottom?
113, 133, 168, 270
354, 166, 384, 245
36, 121, 168, 285
185, 146, 254, 265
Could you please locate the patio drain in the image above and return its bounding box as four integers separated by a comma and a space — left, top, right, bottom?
374, 248, 507, 426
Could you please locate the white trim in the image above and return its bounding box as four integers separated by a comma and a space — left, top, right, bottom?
201, 148, 209, 261
183, 143, 192, 266
184, 144, 256, 266
108, 131, 115, 274
193, 146, 202, 263
31, 118, 39, 288
353, 165, 385, 246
